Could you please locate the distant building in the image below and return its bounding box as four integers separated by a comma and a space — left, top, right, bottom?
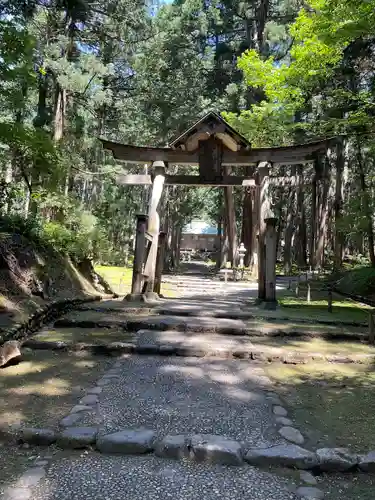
181, 220, 220, 252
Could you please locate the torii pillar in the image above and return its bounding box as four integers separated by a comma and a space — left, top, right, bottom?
143, 161, 165, 296
257, 162, 271, 302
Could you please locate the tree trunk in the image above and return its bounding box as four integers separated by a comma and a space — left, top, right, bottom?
3, 162, 13, 214
294, 165, 307, 267
220, 214, 229, 268
241, 180, 253, 267
216, 214, 223, 269
333, 138, 345, 270
315, 158, 331, 269
224, 184, 237, 265
356, 137, 375, 266
284, 177, 295, 274
309, 168, 317, 268
53, 85, 66, 142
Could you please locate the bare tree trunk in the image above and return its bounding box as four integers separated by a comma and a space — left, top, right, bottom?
216, 215, 223, 269
294, 165, 307, 267
53, 85, 66, 142
284, 177, 295, 274
3, 162, 13, 214
220, 215, 229, 268
241, 181, 253, 267
356, 137, 375, 266
315, 158, 331, 268
224, 185, 237, 265
309, 169, 317, 268
333, 138, 345, 270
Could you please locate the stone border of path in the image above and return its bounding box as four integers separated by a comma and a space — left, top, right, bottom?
13, 361, 375, 477
5, 361, 374, 500
75, 301, 368, 329
0, 295, 103, 346
16, 426, 375, 475
54, 315, 368, 342
22, 337, 375, 365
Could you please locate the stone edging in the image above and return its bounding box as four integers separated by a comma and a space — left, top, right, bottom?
14, 361, 375, 477
75, 302, 369, 329
16, 426, 375, 474
22, 338, 375, 365
0, 295, 102, 346
5, 358, 374, 500
53, 316, 369, 342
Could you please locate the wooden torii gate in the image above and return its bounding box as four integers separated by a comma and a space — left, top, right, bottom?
101, 112, 335, 307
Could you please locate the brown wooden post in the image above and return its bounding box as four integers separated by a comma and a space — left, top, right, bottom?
154, 231, 166, 295
264, 216, 278, 307
257, 162, 271, 301
327, 285, 333, 313
131, 214, 148, 295
369, 311, 375, 344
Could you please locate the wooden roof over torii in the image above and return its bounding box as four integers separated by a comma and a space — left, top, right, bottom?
100, 111, 336, 187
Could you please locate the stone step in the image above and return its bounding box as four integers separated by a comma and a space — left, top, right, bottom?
24, 327, 374, 364
163, 280, 252, 288
54, 309, 367, 340
55, 312, 247, 335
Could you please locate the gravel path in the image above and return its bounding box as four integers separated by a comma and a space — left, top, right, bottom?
81, 356, 284, 449
28, 453, 297, 500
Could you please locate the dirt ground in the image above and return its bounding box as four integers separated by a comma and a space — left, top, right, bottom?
0, 349, 112, 490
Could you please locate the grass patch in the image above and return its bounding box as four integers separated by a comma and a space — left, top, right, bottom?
95, 265, 132, 295
95, 265, 176, 297
252, 336, 375, 356
320, 473, 375, 500
276, 287, 370, 324
265, 363, 375, 453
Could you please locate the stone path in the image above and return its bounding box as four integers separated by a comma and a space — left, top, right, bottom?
1, 352, 305, 500
2, 267, 336, 500
79, 357, 281, 447
27, 455, 298, 500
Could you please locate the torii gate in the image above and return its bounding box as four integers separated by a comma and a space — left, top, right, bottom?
101, 112, 335, 307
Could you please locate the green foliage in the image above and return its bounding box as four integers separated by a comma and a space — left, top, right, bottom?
335, 267, 375, 297
0, 214, 43, 242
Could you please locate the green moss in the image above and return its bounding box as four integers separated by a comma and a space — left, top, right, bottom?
266, 363, 375, 453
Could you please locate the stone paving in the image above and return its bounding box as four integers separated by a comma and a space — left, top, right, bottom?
79, 356, 282, 448
26, 454, 299, 500
1, 266, 338, 500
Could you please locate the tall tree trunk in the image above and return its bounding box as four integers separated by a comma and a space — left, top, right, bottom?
294, 164, 307, 267
241, 177, 253, 267
333, 138, 345, 270
255, 0, 270, 54
216, 213, 223, 269
356, 137, 375, 266
315, 158, 331, 268
2, 162, 13, 214
284, 174, 296, 274
224, 186, 237, 265
220, 214, 229, 268
310, 167, 317, 268
53, 85, 66, 142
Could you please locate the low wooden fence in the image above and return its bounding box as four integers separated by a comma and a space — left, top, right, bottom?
290, 272, 375, 344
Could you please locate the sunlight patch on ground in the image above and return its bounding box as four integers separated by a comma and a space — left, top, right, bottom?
266, 363, 375, 453
0, 361, 49, 377
252, 337, 375, 356
95, 264, 176, 297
